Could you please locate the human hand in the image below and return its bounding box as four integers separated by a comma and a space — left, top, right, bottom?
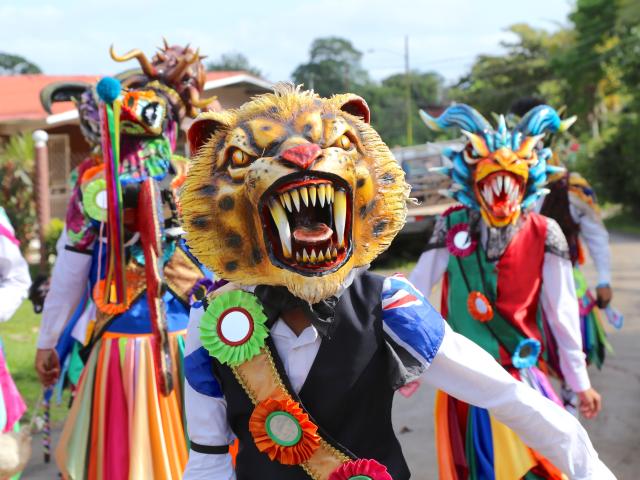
577, 388, 602, 419
34, 348, 60, 388
596, 284, 612, 309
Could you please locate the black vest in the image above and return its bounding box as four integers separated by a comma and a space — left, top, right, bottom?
211, 272, 411, 479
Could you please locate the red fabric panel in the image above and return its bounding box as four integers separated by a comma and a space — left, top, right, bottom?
440, 272, 449, 320
103, 339, 130, 479
495, 213, 547, 344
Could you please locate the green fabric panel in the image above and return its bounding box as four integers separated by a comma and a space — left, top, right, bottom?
446, 209, 525, 360
465, 407, 477, 480
118, 337, 127, 367
177, 335, 190, 447
67, 341, 85, 386
446, 210, 500, 359
65, 341, 100, 479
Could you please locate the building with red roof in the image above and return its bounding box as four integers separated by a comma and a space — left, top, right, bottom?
0, 71, 272, 218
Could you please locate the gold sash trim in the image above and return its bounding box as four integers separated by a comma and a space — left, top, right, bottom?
230, 347, 350, 479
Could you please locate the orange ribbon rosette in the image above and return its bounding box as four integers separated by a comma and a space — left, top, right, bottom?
248, 397, 321, 465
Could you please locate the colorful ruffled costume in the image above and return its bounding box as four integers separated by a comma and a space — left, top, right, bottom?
0, 207, 30, 438
0, 207, 31, 480
37, 42, 215, 479
411, 105, 597, 479
177, 86, 614, 479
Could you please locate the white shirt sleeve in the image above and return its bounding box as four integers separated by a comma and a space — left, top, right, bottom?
183, 307, 236, 480
408, 247, 449, 298
0, 228, 31, 322
571, 204, 612, 285
37, 230, 92, 349
541, 252, 591, 392
423, 324, 615, 480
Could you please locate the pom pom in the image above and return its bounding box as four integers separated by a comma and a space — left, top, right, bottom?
96, 77, 122, 104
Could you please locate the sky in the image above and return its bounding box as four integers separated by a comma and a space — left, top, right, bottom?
2, 0, 573, 84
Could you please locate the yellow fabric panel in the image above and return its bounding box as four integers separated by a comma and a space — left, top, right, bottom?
489, 415, 536, 480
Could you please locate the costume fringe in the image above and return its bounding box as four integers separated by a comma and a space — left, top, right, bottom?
56, 331, 187, 480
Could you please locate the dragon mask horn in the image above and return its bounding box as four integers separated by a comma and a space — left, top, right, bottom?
40, 81, 92, 114
515, 104, 577, 136
419, 104, 492, 134
110, 44, 157, 78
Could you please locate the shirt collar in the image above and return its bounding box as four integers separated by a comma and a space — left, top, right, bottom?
270, 318, 320, 347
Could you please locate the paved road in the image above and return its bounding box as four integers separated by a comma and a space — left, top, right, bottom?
23, 233, 640, 479
392, 232, 640, 479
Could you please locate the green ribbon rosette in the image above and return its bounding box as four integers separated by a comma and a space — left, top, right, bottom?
82, 178, 108, 222
200, 289, 269, 366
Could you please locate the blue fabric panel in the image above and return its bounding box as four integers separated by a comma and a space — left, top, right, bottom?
381, 275, 446, 365
184, 346, 223, 398
472, 407, 495, 480
106, 289, 189, 334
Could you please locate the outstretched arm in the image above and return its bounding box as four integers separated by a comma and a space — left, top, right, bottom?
37, 229, 92, 349
35, 229, 92, 387
424, 324, 615, 480
409, 247, 448, 298
574, 208, 612, 307
183, 306, 236, 480
541, 251, 602, 418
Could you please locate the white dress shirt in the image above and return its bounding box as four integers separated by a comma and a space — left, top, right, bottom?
37, 229, 92, 349
0, 210, 31, 322
182, 299, 615, 480
534, 196, 612, 285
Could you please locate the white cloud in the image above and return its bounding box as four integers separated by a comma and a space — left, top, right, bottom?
0, 0, 572, 82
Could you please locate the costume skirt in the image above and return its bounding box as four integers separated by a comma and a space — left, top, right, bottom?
55, 330, 188, 480
435, 366, 566, 480
0, 345, 26, 435
574, 269, 611, 369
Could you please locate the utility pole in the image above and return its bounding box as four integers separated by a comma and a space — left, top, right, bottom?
404, 35, 413, 145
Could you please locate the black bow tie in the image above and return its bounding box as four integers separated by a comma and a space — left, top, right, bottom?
253, 285, 339, 338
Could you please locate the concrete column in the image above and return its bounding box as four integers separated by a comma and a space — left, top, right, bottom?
33, 129, 50, 269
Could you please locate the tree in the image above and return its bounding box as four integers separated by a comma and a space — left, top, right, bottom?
0, 52, 41, 74
0, 133, 36, 249
575, 0, 640, 215
206, 52, 262, 77
292, 37, 369, 97
452, 24, 570, 117
356, 71, 445, 147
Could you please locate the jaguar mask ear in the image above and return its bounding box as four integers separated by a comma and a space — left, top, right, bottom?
331, 93, 371, 124
187, 111, 235, 154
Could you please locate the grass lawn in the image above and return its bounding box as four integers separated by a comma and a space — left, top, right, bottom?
604, 209, 640, 236
0, 301, 70, 425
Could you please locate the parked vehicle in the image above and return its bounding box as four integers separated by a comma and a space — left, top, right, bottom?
392, 141, 461, 238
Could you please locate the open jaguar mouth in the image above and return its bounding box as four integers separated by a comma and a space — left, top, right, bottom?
476, 171, 525, 219
260, 173, 352, 275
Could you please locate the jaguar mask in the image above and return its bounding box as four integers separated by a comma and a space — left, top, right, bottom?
182, 84, 409, 303
420, 104, 576, 228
